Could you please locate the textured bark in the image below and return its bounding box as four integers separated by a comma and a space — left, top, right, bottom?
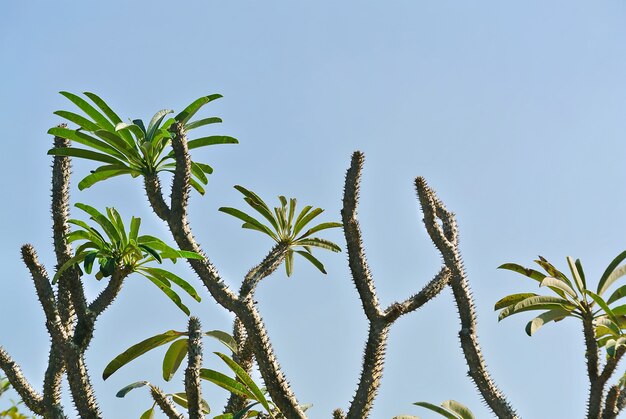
185, 317, 204, 419
416, 177, 519, 419
151, 386, 184, 419
603, 386, 620, 419
0, 347, 43, 415
42, 344, 69, 419
141, 125, 306, 418
341, 153, 452, 419
583, 311, 603, 419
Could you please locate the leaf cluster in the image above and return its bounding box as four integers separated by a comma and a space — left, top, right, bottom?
48, 92, 237, 194
57, 203, 203, 314
497, 252, 626, 354
219, 186, 342, 276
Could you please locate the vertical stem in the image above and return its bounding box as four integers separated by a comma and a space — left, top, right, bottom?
583, 308, 602, 419
185, 316, 204, 419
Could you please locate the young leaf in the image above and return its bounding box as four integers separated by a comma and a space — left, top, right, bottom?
525, 308, 571, 336
162, 339, 188, 381
205, 330, 238, 354
175, 94, 222, 125
199, 369, 255, 399
115, 381, 150, 398
214, 352, 272, 413
598, 250, 626, 296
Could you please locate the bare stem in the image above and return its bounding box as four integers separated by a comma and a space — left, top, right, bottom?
0, 347, 43, 415
415, 177, 518, 419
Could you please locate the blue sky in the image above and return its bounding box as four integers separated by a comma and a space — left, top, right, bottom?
2, 1, 626, 418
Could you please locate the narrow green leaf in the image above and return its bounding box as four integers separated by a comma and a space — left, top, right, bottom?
194, 161, 214, 175
295, 250, 327, 274
140, 267, 201, 302
187, 135, 238, 151
285, 250, 294, 277
59, 91, 115, 130
497, 295, 575, 321
540, 276, 578, 299
78, 168, 133, 190
162, 339, 188, 381
199, 369, 255, 399
47, 147, 125, 165
185, 117, 222, 130
103, 330, 183, 380
205, 330, 238, 354
441, 400, 475, 419
53, 253, 88, 283
293, 208, 323, 236
75, 203, 121, 244
295, 238, 341, 252
190, 177, 206, 195
144, 275, 190, 315
94, 130, 142, 162
494, 293, 538, 310
598, 250, 626, 296
139, 244, 163, 263
129, 217, 141, 242
587, 290, 620, 324
296, 222, 343, 239
175, 94, 222, 125
48, 127, 128, 160
83, 251, 99, 275
139, 406, 155, 419
214, 352, 272, 413
413, 402, 461, 419
53, 111, 101, 131
607, 285, 626, 305
171, 393, 210, 414
146, 109, 174, 141
525, 308, 571, 336
566, 256, 586, 296
115, 381, 149, 398
191, 161, 209, 185
219, 207, 278, 241
497, 263, 547, 282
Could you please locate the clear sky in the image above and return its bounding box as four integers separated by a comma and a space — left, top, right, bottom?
2, 1, 626, 418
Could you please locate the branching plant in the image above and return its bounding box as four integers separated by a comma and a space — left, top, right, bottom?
1, 91, 625, 419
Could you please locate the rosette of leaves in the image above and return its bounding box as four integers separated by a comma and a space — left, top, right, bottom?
47, 91, 238, 194
392, 400, 474, 419
219, 185, 342, 276
104, 329, 282, 418
55, 203, 203, 315
497, 252, 626, 355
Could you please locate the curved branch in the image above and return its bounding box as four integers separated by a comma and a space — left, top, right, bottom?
415, 177, 519, 419
150, 386, 184, 419
341, 151, 382, 321
0, 347, 43, 415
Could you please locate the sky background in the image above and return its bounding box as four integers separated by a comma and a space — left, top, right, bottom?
2, 1, 626, 418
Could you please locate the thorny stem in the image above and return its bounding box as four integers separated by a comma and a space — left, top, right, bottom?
151, 386, 184, 419
185, 316, 204, 419
415, 176, 519, 419
225, 243, 289, 412
603, 386, 620, 419
141, 124, 306, 418
0, 347, 43, 415
342, 152, 451, 419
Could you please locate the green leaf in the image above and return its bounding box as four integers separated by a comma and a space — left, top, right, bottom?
295, 250, 327, 274
194, 161, 214, 175
139, 407, 155, 419
115, 381, 150, 398
47, 147, 125, 165
147, 109, 174, 141
48, 127, 128, 160
83, 251, 99, 275
190, 177, 206, 195
103, 330, 183, 380
78, 168, 134, 190
233, 402, 262, 419
199, 369, 255, 399
175, 94, 222, 125
82, 92, 123, 124
497, 263, 547, 282
214, 352, 272, 413
413, 402, 461, 419
595, 317, 622, 337
534, 256, 572, 284
598, 250, 626, 296
186, 117, 222, 130
191, 161, 209, 185
441, 400, 474, 419
143, 275, 190, 315
75, 203, 121, 244
494, 293, 538, 311
285, 250, 294, 277
607, 285, 626, 305
59, 91, 115, 130
525, 308, 571, 336
139, 244, 163, 263
219, 207, 278, 241
293, 208, 323, 236
140, 267, 201, 302
587, 290, 620, 324
53, 253, 88, 283
129, 217, 141, 242
497, 295, 575, 322
539, 276, 578, 299
53, 110, 101, 131
94, 130, 142, 162
162, 339, 188, 381
187, 135, 238, 150
295, 238, 341, 252
205, 330, 238, 354
171, 393, 210, 414
297, 222, 343, 239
